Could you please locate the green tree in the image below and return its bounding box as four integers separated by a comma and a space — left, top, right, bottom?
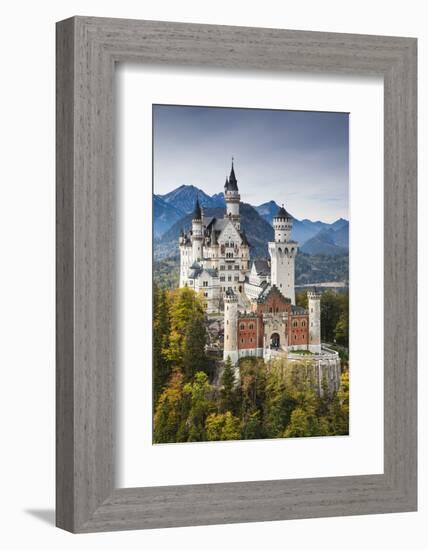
153, 370, 185, 443
163, 287, 207, 372
284, 408, 310, 437
295, 291, 308, 309
330, 370, 349, 435
320, 291, 342, 342
153, 285, 171, 403
219, 357, 236, 413
241, 409, 264, 440
263, 359, 297, 437
182, 313, 209, 380
205, 411, 241, 441
183, 372, 213, 442
334, 308, 349, 346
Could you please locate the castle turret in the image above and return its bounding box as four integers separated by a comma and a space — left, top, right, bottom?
179, 228, 192, 287
191, 198, 203, 262
224, 159, 240, 229
223, 288, 239, 365
273, 204, 293, 242
268, 204, 298, 304
308, 290, 321, 353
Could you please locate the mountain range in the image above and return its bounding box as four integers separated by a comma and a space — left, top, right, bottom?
154, 185, 348, 259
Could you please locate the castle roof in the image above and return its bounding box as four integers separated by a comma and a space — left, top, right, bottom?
224, 159, 238, 192
188, 264, 218, 280
291, 305, 308, 315
252, 259, 270, 276
274, 204, 292, 219
192, 198, 202, 220
256, 284, 291, 305
225, 288, 237, 299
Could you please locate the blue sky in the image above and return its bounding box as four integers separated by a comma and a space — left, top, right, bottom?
153, 105, 349, 223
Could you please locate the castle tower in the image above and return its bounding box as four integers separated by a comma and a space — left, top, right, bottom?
179, 228, 191, 287
191, 198, 203, 262
223, 288, 239, 365
268, 205, 298, 304
224, 159, 240, 230
308, 290, 322, 353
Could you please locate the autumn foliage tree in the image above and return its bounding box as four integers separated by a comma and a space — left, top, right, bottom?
153, 287, 349, 443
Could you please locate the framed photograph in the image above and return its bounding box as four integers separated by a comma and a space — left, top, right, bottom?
56, 17, 417, 532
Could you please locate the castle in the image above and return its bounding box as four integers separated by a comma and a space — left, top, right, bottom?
179, 161, 322, 365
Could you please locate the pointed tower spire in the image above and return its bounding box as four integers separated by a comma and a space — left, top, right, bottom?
192, 197, 202, 220
228, 157, 238, 190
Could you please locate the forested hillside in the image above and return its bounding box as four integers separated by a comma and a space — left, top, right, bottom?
152, 286, 349, 443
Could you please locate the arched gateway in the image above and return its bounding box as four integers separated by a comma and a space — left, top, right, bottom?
270, 332, 280, 349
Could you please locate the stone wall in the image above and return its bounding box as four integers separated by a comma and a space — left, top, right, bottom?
288, 347, 342, 396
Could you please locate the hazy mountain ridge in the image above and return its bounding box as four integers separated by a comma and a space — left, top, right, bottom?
154, 185, 348, 258
300, 224, 349, 256
153, 195, 185, 239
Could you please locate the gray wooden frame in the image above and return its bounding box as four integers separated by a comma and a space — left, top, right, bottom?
56, 16, 417, 533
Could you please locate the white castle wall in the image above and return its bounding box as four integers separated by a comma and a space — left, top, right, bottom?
223, 294, 239, 365
288, 347, 342, 396
191, 219, 203, 262
268, 243, 297, 304
308, 291, 322, 353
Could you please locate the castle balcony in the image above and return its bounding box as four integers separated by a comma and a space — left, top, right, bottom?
287, 345, 339, 362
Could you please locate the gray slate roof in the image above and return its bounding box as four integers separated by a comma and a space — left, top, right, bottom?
252, 259, 270, 276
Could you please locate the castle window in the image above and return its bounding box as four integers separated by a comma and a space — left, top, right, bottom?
241, 338, 244, 344
204, 292, 208, 298
234, 265, 239, 270
240, 324, 245, 330
220, 265, 225, 270
203, 281, 208, 287
228, 276, 232, 282
220, 276, 225, 282
249, 323, 254, 330
228, 265, 232, 270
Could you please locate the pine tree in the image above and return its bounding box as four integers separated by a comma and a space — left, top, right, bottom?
334, 309, 349, 346
163, 287, 207, 373
241, 409, 264, 440
284, 408, 310, 437
183, 372, 213, 442
153, 286, 171, 403
153, 370, 185, 443
205, 412, 241, 441
219, 356, 236, 413
182, 314, 208, 380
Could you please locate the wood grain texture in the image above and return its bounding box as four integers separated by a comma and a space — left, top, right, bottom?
56, 16, 417, 533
